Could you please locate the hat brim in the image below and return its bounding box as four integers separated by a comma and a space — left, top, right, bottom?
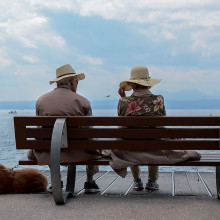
119, 78, 162, 91
49, 73, 85, 85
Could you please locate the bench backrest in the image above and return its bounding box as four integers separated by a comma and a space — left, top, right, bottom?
14, 116, 220, 151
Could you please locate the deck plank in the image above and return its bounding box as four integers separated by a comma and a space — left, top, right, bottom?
42, 170, 50, 177
75, 171, 108, 194
186, 172, 208, 196
61, 170, 87, 187
45, 170, 82, 189
156, 172, 172, 195
174, 171, 193, 196
96, 172, 119, 194
42, 170, 51, 182
45, 170, 66, 185
106, 172, 133, 195
199, 172, 216, 196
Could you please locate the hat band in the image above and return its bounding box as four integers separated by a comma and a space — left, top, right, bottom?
129, 77, 151, 80
57, 72, 76, 79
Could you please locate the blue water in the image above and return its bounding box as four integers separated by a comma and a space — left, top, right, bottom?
0, 109, 219, 172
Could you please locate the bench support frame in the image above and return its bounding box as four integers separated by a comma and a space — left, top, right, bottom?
216, 166, 220, 199
50, 118, 76, 205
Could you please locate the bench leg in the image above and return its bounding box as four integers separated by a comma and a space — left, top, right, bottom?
50, 118, 74, 205
66, 165, 76, 194
216, 166, 220, 200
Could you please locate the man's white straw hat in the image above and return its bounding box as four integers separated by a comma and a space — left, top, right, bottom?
49, 64, 85, 85
119, 66, 162, 91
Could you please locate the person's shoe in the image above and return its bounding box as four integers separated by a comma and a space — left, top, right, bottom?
84, 180, 100, 193
145, 180, 159, 191
133, 179, 144, 191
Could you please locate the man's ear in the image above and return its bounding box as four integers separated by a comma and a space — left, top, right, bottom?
70, 78, 74, 85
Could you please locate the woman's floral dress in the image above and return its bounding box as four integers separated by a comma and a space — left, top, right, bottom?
118, 94, 166, 117
110, 93, 200, 178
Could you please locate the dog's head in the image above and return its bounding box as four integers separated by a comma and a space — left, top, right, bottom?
0, 164, 8, 170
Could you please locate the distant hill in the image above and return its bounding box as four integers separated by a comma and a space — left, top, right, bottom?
165, 100, 220, 109
1, 99, 220, 110
90, 100, 118, 109
157, 89, 214, 101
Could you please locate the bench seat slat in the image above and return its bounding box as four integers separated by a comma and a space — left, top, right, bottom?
18, 154, 220, 166
16, 140, 219, 150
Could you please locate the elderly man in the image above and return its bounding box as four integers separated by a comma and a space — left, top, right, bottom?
29, 64, 101, 193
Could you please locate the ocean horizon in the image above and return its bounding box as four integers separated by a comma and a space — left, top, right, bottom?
1, 108, 219, 172
2, 99, 220, 110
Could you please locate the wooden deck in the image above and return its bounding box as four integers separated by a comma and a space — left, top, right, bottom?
43, 171, 217, 197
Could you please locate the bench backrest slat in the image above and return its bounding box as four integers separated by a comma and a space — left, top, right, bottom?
25, 127, 219, 139
14, 116, 220, 126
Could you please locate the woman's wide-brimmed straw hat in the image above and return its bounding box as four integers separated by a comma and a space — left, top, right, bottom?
119, 66, 162, 91
49, 64, 85, 85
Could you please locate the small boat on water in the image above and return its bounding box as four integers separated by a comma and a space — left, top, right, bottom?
8, 110, 17, 114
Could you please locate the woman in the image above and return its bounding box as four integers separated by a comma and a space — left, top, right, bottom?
109, 66, 201, 191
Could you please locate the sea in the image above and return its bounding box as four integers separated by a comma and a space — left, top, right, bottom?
1, 108, 220, 172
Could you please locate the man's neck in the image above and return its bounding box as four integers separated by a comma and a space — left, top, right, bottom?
57, 84, 73, 91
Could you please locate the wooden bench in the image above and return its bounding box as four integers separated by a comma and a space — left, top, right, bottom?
14, 116, 220, 205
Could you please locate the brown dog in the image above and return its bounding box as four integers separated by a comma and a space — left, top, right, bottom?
0, 164, 48, 194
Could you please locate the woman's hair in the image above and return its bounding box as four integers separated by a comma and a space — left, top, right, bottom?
129, 83, 151, 90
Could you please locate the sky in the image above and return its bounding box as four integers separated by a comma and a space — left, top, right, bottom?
0, 0, 220, 101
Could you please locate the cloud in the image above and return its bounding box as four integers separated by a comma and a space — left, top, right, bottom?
2, 17, 66, 49
13, 64, 51, 77
22, 55, 40, 63
80, 55, 103, 65
0, 48, 14, 68
30, 0, 220, 27
149, 65, 220, 95
0, 1, 66, 49
191, 31, 220, 56
1, 63, 53, 101
162, 30, 176, 40
1, 1, 219, 56
28, 0, 220, 56
76, 65, 132, 99
5, 17, 48, 48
